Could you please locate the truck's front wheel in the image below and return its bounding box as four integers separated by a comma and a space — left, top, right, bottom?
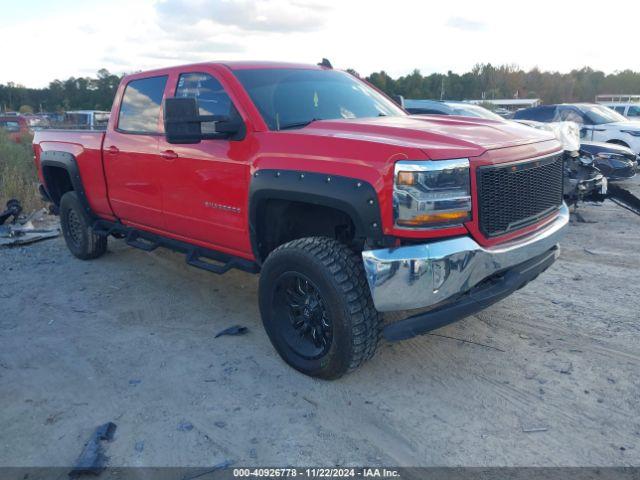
258, 237, 382, 379
60, 191, 107, 260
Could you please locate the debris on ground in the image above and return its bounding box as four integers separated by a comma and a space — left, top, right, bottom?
134, 441, 144, 453
0, 199, 22, 225
68, 422, 117, 478
0, 206, 59, 247
177, 420, 194, 432
214, 325, 248, 338
522, 426, 549, 433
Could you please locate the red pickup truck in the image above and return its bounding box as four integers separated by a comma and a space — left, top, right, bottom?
33, 61, 569, 379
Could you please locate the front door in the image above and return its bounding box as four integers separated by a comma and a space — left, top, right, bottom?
158, 70, 252, 257
103, 75, 168, 230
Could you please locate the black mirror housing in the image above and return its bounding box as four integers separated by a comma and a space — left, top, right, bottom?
164, 97, 203, 144
164, 97, 245, 144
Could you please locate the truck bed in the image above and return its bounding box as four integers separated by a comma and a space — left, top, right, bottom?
33, 129, 114, 220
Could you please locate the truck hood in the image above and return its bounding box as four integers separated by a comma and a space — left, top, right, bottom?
294, 115, 556, 160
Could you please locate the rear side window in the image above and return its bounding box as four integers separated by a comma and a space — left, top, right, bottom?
627, 106, 640, 117
118, 76, 168, 133
613, 106, 627, 114
0, 121, 20, 132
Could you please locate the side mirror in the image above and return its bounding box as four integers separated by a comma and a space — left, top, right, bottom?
164, 97, 203, 144
164, 97, 245, 144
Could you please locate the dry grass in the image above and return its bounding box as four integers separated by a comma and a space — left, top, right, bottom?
0, 130, 44, 213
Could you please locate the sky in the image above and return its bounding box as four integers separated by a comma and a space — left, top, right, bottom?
1, 0, 639, 88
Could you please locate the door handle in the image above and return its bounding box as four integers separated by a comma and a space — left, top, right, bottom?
106, 145, 119, 155
160, 149, 178, 160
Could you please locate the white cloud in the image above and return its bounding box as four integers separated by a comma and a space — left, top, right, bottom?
156, 0, 331, 32
446, 16, 486, 31
1, 0, 640, 87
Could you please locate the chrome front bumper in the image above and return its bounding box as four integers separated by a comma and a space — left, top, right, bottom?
362, 203, 570, 312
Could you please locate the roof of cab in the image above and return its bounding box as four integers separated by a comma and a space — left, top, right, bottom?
122, 61, 325, 80
221, 61, 324, 70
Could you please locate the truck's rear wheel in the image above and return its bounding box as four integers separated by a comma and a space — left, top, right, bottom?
258, 237, 382, 379
60, 191, 107, 260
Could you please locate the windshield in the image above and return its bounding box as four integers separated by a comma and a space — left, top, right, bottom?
233, 68, 405, 130
582, 105, 627, 125
446, 103, 503, 121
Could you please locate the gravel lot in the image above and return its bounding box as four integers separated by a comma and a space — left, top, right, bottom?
1, 177, 639, 468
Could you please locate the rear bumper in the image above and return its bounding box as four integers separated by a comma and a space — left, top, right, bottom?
362, 203, 569, 313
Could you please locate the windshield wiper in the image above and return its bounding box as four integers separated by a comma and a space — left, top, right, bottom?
278, 118, 323, 130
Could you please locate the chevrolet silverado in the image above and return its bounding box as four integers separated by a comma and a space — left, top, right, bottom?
33, 61, 568, 379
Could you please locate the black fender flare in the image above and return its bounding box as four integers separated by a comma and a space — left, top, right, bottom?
249, 169, 384, 262
40, 150, 95, 218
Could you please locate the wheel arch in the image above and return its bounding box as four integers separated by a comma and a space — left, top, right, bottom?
249, 170, 385, 264
40, 150, 94, 218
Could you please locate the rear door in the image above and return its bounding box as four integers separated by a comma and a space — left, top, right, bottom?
157, 69, 252, 256
103, 75, 168, 230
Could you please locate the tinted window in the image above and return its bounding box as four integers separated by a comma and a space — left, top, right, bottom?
234, 69, 405, 130
557, 107, 585, 124
407, 108, 448, 115
176, 72, 234, 116
118, 76, 167, 133
0, 121, 20, 132
513, 106, 556, 122
614, 106, 627, 114
175, 72, 239, 134
627, 106, 640, 117
581, 105, 627, 124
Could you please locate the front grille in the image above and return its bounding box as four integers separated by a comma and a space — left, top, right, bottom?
477, 154, 563, 237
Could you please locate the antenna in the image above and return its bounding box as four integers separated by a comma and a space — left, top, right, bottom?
318, 58, 333, 69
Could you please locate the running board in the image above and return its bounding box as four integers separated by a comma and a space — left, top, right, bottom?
126, 231, 159, 251
186, 250, 234, 275
91, 219, 259, 275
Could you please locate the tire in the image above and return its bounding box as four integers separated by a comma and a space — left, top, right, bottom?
59, 191, 107, 260
258, 237, 382, 379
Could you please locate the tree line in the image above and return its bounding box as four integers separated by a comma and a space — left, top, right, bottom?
363, 64, 640, 104
2, 64, 640, 113
0, 69, 121, 113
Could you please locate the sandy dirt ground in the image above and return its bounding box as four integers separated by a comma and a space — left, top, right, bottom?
1, 178, 639, 468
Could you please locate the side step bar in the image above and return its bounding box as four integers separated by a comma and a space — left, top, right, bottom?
186, 249, 235, 275
93, 220, 259, 275
126, 231, 160, 251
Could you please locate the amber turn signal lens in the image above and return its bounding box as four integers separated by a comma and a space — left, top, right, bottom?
396, 171, 415, 186
397, 210, 469, 227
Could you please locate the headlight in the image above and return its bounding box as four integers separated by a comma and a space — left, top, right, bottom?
620, 130, 640, 137
393, 159, 471, 228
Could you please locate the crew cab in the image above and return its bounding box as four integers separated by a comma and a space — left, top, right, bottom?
33, 61, 569, 379
514, 103, 640, 154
